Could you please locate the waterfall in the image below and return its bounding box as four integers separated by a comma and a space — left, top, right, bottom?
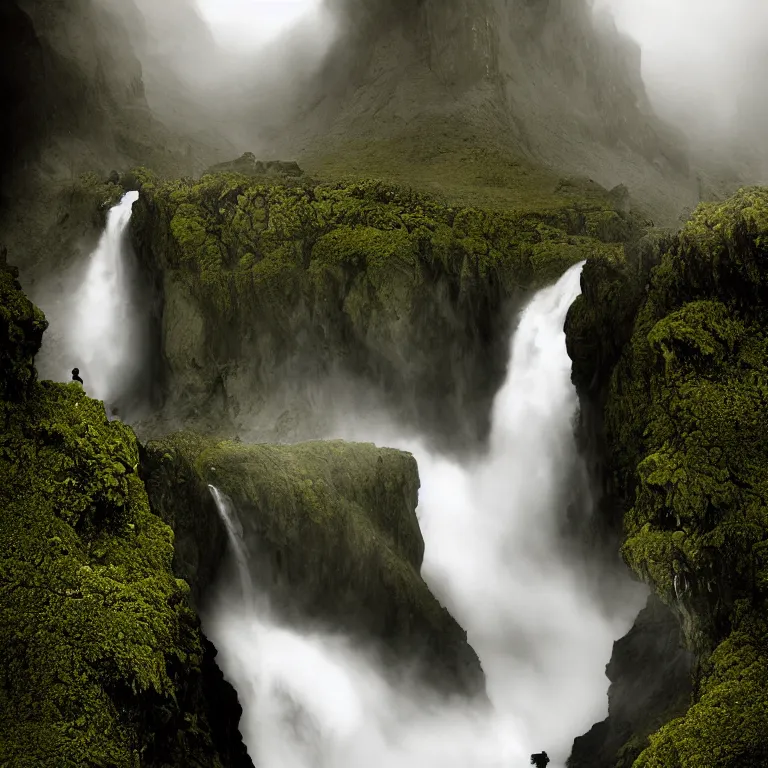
69, 190, 140, 407
204, 262, 646, 768
208, 484, 254, 605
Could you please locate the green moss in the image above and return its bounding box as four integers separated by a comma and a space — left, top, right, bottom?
634, 607, 768, 767
297, 120, 632, 215
0, 249, 47, 400
569, 187, 768, 766
0, 267, 225, 765
133, 172, 634, 326
145, 431, 485, 696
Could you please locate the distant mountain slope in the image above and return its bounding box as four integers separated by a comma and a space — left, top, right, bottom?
266, 0, 700, 225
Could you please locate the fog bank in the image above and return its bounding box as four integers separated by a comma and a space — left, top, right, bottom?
593, 0, 768, 173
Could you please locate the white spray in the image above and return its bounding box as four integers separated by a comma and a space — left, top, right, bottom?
69, 191, 141, 405
205, 262, 646, 768
208, 485, 254, 604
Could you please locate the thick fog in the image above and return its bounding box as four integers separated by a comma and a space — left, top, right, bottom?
195, 0, 323, 50
593, 0, 768, 169
100, 0, 768, 175
102, 0, 338, 150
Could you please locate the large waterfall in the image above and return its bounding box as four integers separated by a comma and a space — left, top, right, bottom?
205, 262, 646, 768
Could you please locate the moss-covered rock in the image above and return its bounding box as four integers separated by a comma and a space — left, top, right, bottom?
131, 170, 637, 444
566, 187, 768, 766
204, 153, 305, 179
0, 246, 48, 400
0, 256, 251, 767
141, 430, 486, 699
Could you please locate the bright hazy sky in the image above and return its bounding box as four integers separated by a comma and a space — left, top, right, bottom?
595, 0, 768, 131
195, 0, 320, 48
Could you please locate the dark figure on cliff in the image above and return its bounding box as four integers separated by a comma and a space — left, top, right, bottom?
531, 751, 550, 768
71, 367, 83, 385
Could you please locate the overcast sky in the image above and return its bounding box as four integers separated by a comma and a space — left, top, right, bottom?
195, 0, 321, 48
594, 0, 768, 139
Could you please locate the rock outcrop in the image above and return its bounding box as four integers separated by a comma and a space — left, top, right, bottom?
565, 187, 768, 765
129, 168, 640, 448
568, 594, 694, 768
140, 430, 486, 698
0, 248, 251, 767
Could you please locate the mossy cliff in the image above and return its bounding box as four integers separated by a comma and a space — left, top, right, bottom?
141, 430, 486, 698
565, 187, 768, 766
130, 168, 637, 445
569, 594, 694, 768
0, 250, 251, 767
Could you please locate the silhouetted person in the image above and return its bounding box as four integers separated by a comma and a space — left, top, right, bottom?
531, 752, 550, 768
71, 367, 83, 385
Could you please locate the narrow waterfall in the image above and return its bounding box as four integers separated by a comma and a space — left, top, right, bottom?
70, 190, 141, 408
204, 262, 646, 768
35, 190, 146, 416
208, 485, 254, 605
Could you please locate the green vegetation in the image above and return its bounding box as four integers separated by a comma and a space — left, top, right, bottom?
634, 605, 768, 767
129, 159, 646, 443
132, 167, 632, 319
568, 187, 768, 766
143, 431, 485, 697
0, 248, 48, 400
298, 121, 629, 214
0, 255, 226, 766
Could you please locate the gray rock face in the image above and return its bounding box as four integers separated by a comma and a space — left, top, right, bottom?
276, 0, 698, 224
567, 594, 694, 767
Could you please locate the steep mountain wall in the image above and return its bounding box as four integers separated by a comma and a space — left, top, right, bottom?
273, 0, 697, 225
565, 187, 768, 765
0, 248, 252, 768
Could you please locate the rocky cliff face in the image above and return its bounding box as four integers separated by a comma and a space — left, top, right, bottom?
0, 0, 191, 190
128, 166, 639, 449
0, 0, 225, 292
565, 187, 768, 765
568, 594, 694, 768
141, 431, 486, 698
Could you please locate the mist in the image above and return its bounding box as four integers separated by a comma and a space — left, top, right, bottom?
100, 0, 339, 152
593, 0, 768, 173
204, 263, 647, 768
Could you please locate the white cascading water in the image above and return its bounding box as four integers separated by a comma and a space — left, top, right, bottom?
208, 485, 254, 604
68, 190, 141, 405
205, 261, 646, 768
